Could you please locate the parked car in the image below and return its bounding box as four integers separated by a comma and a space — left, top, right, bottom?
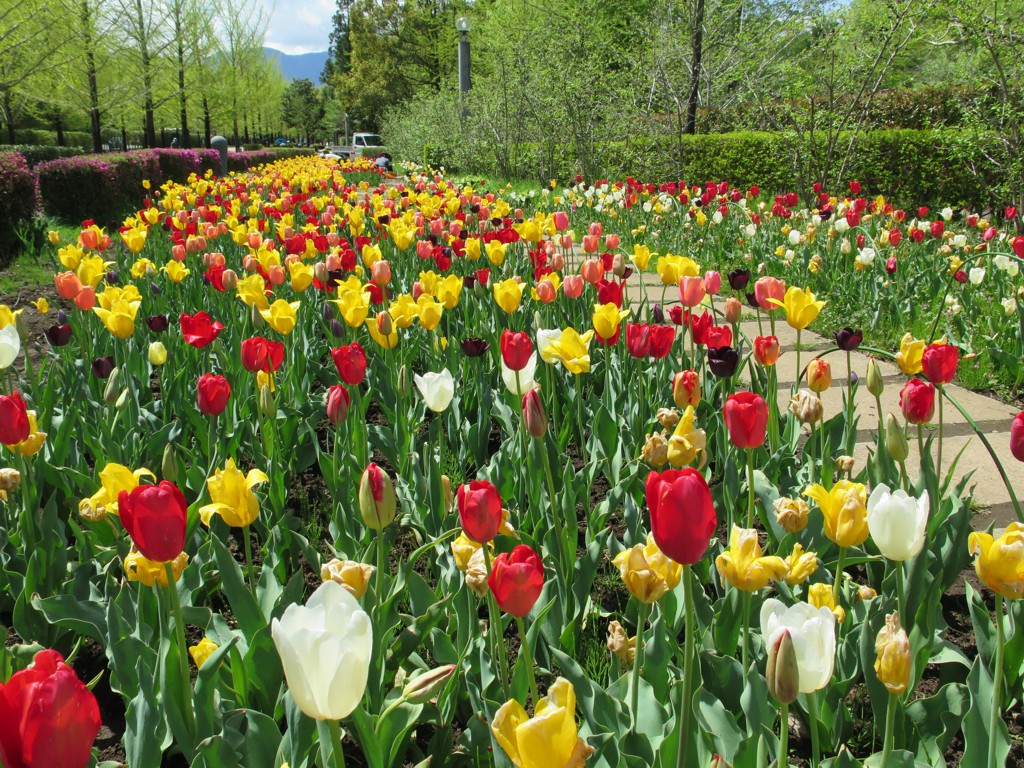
334, 133, 384, 160
273, 138, 290, 147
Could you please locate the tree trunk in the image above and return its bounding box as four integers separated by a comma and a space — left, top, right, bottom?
80, 0, 103, 152
55, 115, 65, 146
685, 0, 705, 135
203, 95, 211, 147
175, 8, 190, 148
2, 92, 15, 144
134, 0, 157, 147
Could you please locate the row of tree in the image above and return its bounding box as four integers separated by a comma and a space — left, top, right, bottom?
0, 0, 283, 151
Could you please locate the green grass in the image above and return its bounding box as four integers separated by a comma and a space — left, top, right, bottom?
0, 220, 76, 297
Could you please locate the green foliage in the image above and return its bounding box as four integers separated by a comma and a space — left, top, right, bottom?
280, 79, 327, 140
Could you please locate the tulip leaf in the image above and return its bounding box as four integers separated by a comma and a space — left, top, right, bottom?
863, 750, 929, 767
376, 700, 425, 767
211, 534, 266, 641
124, 657, 170, 768
905, 682, 969, 766
820, 745, 863, 767
550, 648, 631, 732
695, 685, 744, 763
386, 595, 452, 673
961, 654, 1011, 767
30, 592, 107, 642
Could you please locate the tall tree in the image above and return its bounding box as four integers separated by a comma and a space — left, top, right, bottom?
280, 78, 326, 141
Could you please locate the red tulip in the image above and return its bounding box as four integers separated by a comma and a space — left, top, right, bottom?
457, 480, 503, 544
753, 335, 780, 366
646, 469, 716, 565
899, 378, 935, 425
626, 323, 651, 358
921, 343, 958, 385
240, 337, 285, 373
118, 481, 188, 562
488, 544, 544, 617
703, 325, 732, 349
648, 325, 675, 359
521, 389, 547, 438
723, 392, 768, 449
0, 649, 101, 768
0, 392, 30, 445
930, 220, 944, 239
331, 342, 367, 385
500, 330, 533, 371
180, 311, 224, 348
326, 385, 350, 425
197, 373, 231, 416
1011, 413, 1024, 462
596, 279, 623, 307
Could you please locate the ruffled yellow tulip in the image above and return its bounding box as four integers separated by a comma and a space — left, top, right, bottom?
189, 637, 219, 669
493, 278, 524, 314
783, 543, 819, 585
667, 405, 706, 467
125, 549, 188, 586
896, 333, 925, 375
492, 678, 594, 768
804, 480, 868, 548
389, 294, 419, 329
968, 523, 1024, 599
715, 526, 788, 591
320, 558, 376, 599
199, 459, 269, 528
613, 533, 682, 603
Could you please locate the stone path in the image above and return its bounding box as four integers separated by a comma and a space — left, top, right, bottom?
624, 274, 1024, 532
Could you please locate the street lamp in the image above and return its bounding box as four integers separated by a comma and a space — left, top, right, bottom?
456, 16, 471, 95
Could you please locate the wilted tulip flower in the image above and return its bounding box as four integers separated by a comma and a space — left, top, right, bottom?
774, 497, 809, 533
321, 558, 375, 599
272, 580, 373, 720
874, 612, 911, 695
0, 649, 101, 768
760, 599, 836, 693
612, 533, 682, 603
866, 483, 928, 561
414, 369, 455, 412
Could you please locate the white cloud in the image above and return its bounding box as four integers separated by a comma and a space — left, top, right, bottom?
260, 0, 334, 54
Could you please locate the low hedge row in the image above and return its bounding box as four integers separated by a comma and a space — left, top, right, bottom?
35, 149, 282, 224
0, 152, 39, 265
424, 128, 1005, 210
0, 145, 84, 167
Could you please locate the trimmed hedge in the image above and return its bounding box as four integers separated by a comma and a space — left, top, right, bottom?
0, 145, 84, 167
0, 151, 38, 265
36, 149, 283, 225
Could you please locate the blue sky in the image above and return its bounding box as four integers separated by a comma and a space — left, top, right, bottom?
261, 0, 334, 54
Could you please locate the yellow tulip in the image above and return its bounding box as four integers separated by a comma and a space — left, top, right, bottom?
592, 302, 629, 342
58, 243, 84, 270
237, 273, 270, 311
783, 543, 819, 585
125, 549, 188, 587
389, 221, 414, 250
612, 533, 682, 603
362, 243, 382, 268
804, 480, 868, 548
492, 678, 595, 768
465, 237, 482, 260
389, 294, 419, 329
163, 261, 190, 282
631, 244, 652, 271
33, 297, 49, 315
874, 612, 910, 694
418, 270, 441, 296
775, 286, 825, 330
0, 305, 23, 329
541, 328, 594, 374
366, 315, 399, 349
259, 299, 300, 335
486, 239, 508, 266
79, 463, 156, 520
437, 275, 463, 309
130, 258, 156, 279
667, 405, 706, 467
417, 295, 444, 331
513, 218, 542, 243
149, 341, 167, 366
199, 459, 269, 528
77, 255, 112, 287
715, 526, 788, 591
968, 523, 1024, 599
93, 293, 140, 339
334, 289, 371, 328
493, 279, 524, 314
451, 533, 488, 572
189, 637, 220, 669
121, 228, 147, 253
808, 582, 845, 623
320, 558, 376, 599
896, 332, 925, 375
289, 261, 314, 292
347, 206, 365, 237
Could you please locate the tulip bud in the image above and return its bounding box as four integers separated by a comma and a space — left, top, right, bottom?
259, 384, 275, 418
522, 389, 547, 438
709, 756, 733, 768
766, 629, 799, 704
162, 443, 179, 483
806, 358, 831, 392
376, 311, 393, 337
397, 364, 411, 396
789, 390, 822, 424
221, 269, 238, 291
358, 463, 398, 530
866, 358, 884, 397
326, 385, 350, 425
612, 253, 626, 278
103, 367, 121, 405
724, 297, 742, 324
115, 388, 130, 410
857, 585, 878, 602
885, 413, 909, 462
0, 467, 21, 492
314, 261, 329, 284
330, 319, 345, 337
441, 474, 454, 512
15, 312, 28, 341
835, 455, 855, 474
251, 302, 264, 327
874, 612, 911, 695
402, 664, 457, 704
651, 304, 665, 324
149, 341, 167, 366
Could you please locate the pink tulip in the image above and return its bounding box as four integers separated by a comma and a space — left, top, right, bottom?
589, 222, 603, 237
372, 261, 391, 285
560, 234, 574, 249
429, 218, 445, 236
704, 270, 722, 295
327, 232, 340, 247
679, 276, 707, 307
581, 258, 603, 284
171, 244, 187, 261
551, 253, 565, 271
281, 226, 293, 240
605, 233, 620, 250
563, 274, 584, 298
247, 232, 263, 249
552, 211, 569, 231
583, 235, 600, 253
416, 240, 433, 260
412, 282, 424, 300
754, 276, 786, 310
536, 281, 556, 302
267, 265, 286, 285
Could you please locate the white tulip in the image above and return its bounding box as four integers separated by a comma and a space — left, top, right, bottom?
952, 234, 967, 248
1003, 297, 1017, 316
0, 324, 19, 369
537, 328, 562, 365
414, 369, 454, 412
866, 483, 928, 561
856, 248, 876, 267
788, 229, 802, 246
941, 207, 953, 221
744, 223, 758, 239
834, 218, 850, 234
712, 211, 723, 225
501, 352, 537, 395
760, 599, 835, 693
271, 580, 372, 720
968, 267, 986, 285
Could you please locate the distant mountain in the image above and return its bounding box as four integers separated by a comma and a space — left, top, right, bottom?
264, 47, 330, 83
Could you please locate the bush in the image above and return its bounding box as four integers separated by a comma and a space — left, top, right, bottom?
36, 152, 161, 224
0, 145, 84, 168
0, 151, 38, 266
267, 147, 317, 159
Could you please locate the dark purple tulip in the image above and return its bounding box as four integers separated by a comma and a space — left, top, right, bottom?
45, 324, 73, 346
621, 267, 634, 280
461, 338, 489, 357
57, 309, 68, 325
330, 319, 345, 338
463, 275, 478, 289
328, 269, 344, 287
92, 356, 116, 379
150, 281, 161, 294
728, 268, 750, 291
105, 270, 119, 285
322, 302, 336, 321
745, 292, 761, 309
708, 346, 740, 378
834, 327, 863, 351
651, 304, 665, 324
147, 315, 169, 332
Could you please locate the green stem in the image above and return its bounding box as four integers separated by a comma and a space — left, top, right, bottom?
741, 589, 751, 673
833, 547, 846, 607
243, 525, 256, 597
895, 560, 906, 625
163, 562, 196, 739
539, 438, 569, 581
676, 565, 696, 768
746, 448, 755, 528
483, 547, 511, 700
630, 601, 650, 727
325, 718, 346, 768
778, 701, 790, 768
516, 616, 539, 706
936, 385, 944, 484
879, 692, 897, 768
794, 329, 801, 393
808, 690, 821, 768
376, 528, 387, 603
990, 594, 1006, 768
